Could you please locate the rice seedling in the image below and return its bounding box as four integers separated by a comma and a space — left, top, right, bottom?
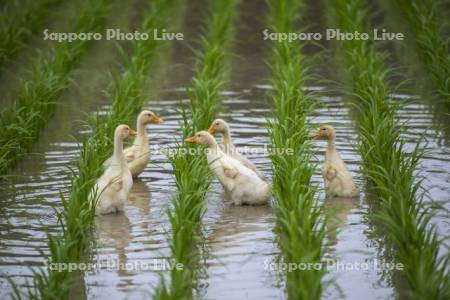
332, 0, 450, 298
154, 0, 237, 298
265, 0, 326, 299
0, 0, 61, 69
0, 0, 112, 177
394, 0, 450, 103
3, 0, 182, 299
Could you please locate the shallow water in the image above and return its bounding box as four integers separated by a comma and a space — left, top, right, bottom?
2, 79, 449, 299
1, 1, 449, 299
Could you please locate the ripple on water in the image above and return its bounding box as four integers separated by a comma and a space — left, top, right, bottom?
1, 87, 449, 300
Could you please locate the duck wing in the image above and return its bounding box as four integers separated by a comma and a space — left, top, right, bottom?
233, 151, 265, 179
325, 167, 338, 181
219, 158, 239, 179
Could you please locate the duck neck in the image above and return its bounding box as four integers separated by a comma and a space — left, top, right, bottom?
207, 140, 222, 156
326, 137, 336, 159
222, 131, 234, 153
135, 121, 148, 146
112, 135, 125, 167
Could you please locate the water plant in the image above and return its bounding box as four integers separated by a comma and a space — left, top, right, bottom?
154, 0, 237, 298
0, 0, 61, 68
332, 0, 450, 298
394, 0, 450, 103
265, 0, 326, 299
4, 0, 181, 299
0, 0, 112, 177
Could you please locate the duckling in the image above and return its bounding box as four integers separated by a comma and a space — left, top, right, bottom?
92, 125, 137, 215
104, 111, 163, 178
312, 125, 359, 198
208, 118, 265, 179
185, 131, 271, 205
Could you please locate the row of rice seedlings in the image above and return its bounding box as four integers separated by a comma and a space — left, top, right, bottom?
265, 0, 326, 299
0, 0, 112, 177
154, 0, 237, 298
394, 0, 450, 103
4, 0, 181, 299
0, 0, 61, 68
332, 0, 450, 298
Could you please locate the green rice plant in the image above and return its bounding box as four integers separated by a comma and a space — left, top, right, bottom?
332, 0, 450, 298
394, 0, 450, 103
154, 0, 237, 299
0, 0, 61, 68
265, 0, 326, 299
0, 0, 112, 177
2, 0, 182, 299
154, 128, 211, 300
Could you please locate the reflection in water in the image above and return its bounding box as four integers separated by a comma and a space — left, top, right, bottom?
127, 179, 152, 230
208, 203, 273, 251
94, 179, 151, 291
205, 200, 282, 299
68, 270, 87, 300
2, 87, 448, 300
95, 213, 132, 281
1, 91, 449, 299
324, 196, 359, 246
363, 190, 412, 299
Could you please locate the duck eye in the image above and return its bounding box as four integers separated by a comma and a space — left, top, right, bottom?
321, 128, 326, 131
215, 122, 219, 126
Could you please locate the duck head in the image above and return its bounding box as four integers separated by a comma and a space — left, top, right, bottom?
185, 131, 216, 147
312, 125, 336, 141
138, 110, 163, 125
208, 118, 229, 135
115, 124, 137, 140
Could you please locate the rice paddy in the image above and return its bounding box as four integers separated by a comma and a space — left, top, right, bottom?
331, 0, 449, 298
0, 0, 111, 176
154, 0, 237, 298
265, 0, 325, 298
2, 0, 181, 298
0, 0, 449, 299
0, 0, 61, 69
394, 0, 450, 103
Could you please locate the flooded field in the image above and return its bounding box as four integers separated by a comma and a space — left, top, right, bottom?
0, 0, 449, 299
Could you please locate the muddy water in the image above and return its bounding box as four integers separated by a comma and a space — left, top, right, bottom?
1, 2, 450, 300
1, 67, 450, 300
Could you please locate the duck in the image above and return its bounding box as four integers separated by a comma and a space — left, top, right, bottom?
104, 110, 163, 178
185, 131, 271, 205
208, 118, 265, 179
92, 125, 137, 215
312, 125, 359, 198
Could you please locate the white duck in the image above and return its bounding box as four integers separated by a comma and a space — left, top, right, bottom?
208, 119, 265, 179
312, 125, 359, 198
92, 125, 137, 215
185, 131, 271, 205
104, 110, 162, 178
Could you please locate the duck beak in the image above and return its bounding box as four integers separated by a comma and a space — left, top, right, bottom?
184, 136, 197, 144
207, 126, 216, 134
310, 130, 320, 138
151, 116, 163, 124
130, 129, 138, 136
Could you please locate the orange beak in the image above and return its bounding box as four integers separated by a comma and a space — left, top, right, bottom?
130, 129, 138, 136
208, 126, 216, 134
151, 116, 163, 124
184, 136, 197, 144
311, 130, 321, 138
